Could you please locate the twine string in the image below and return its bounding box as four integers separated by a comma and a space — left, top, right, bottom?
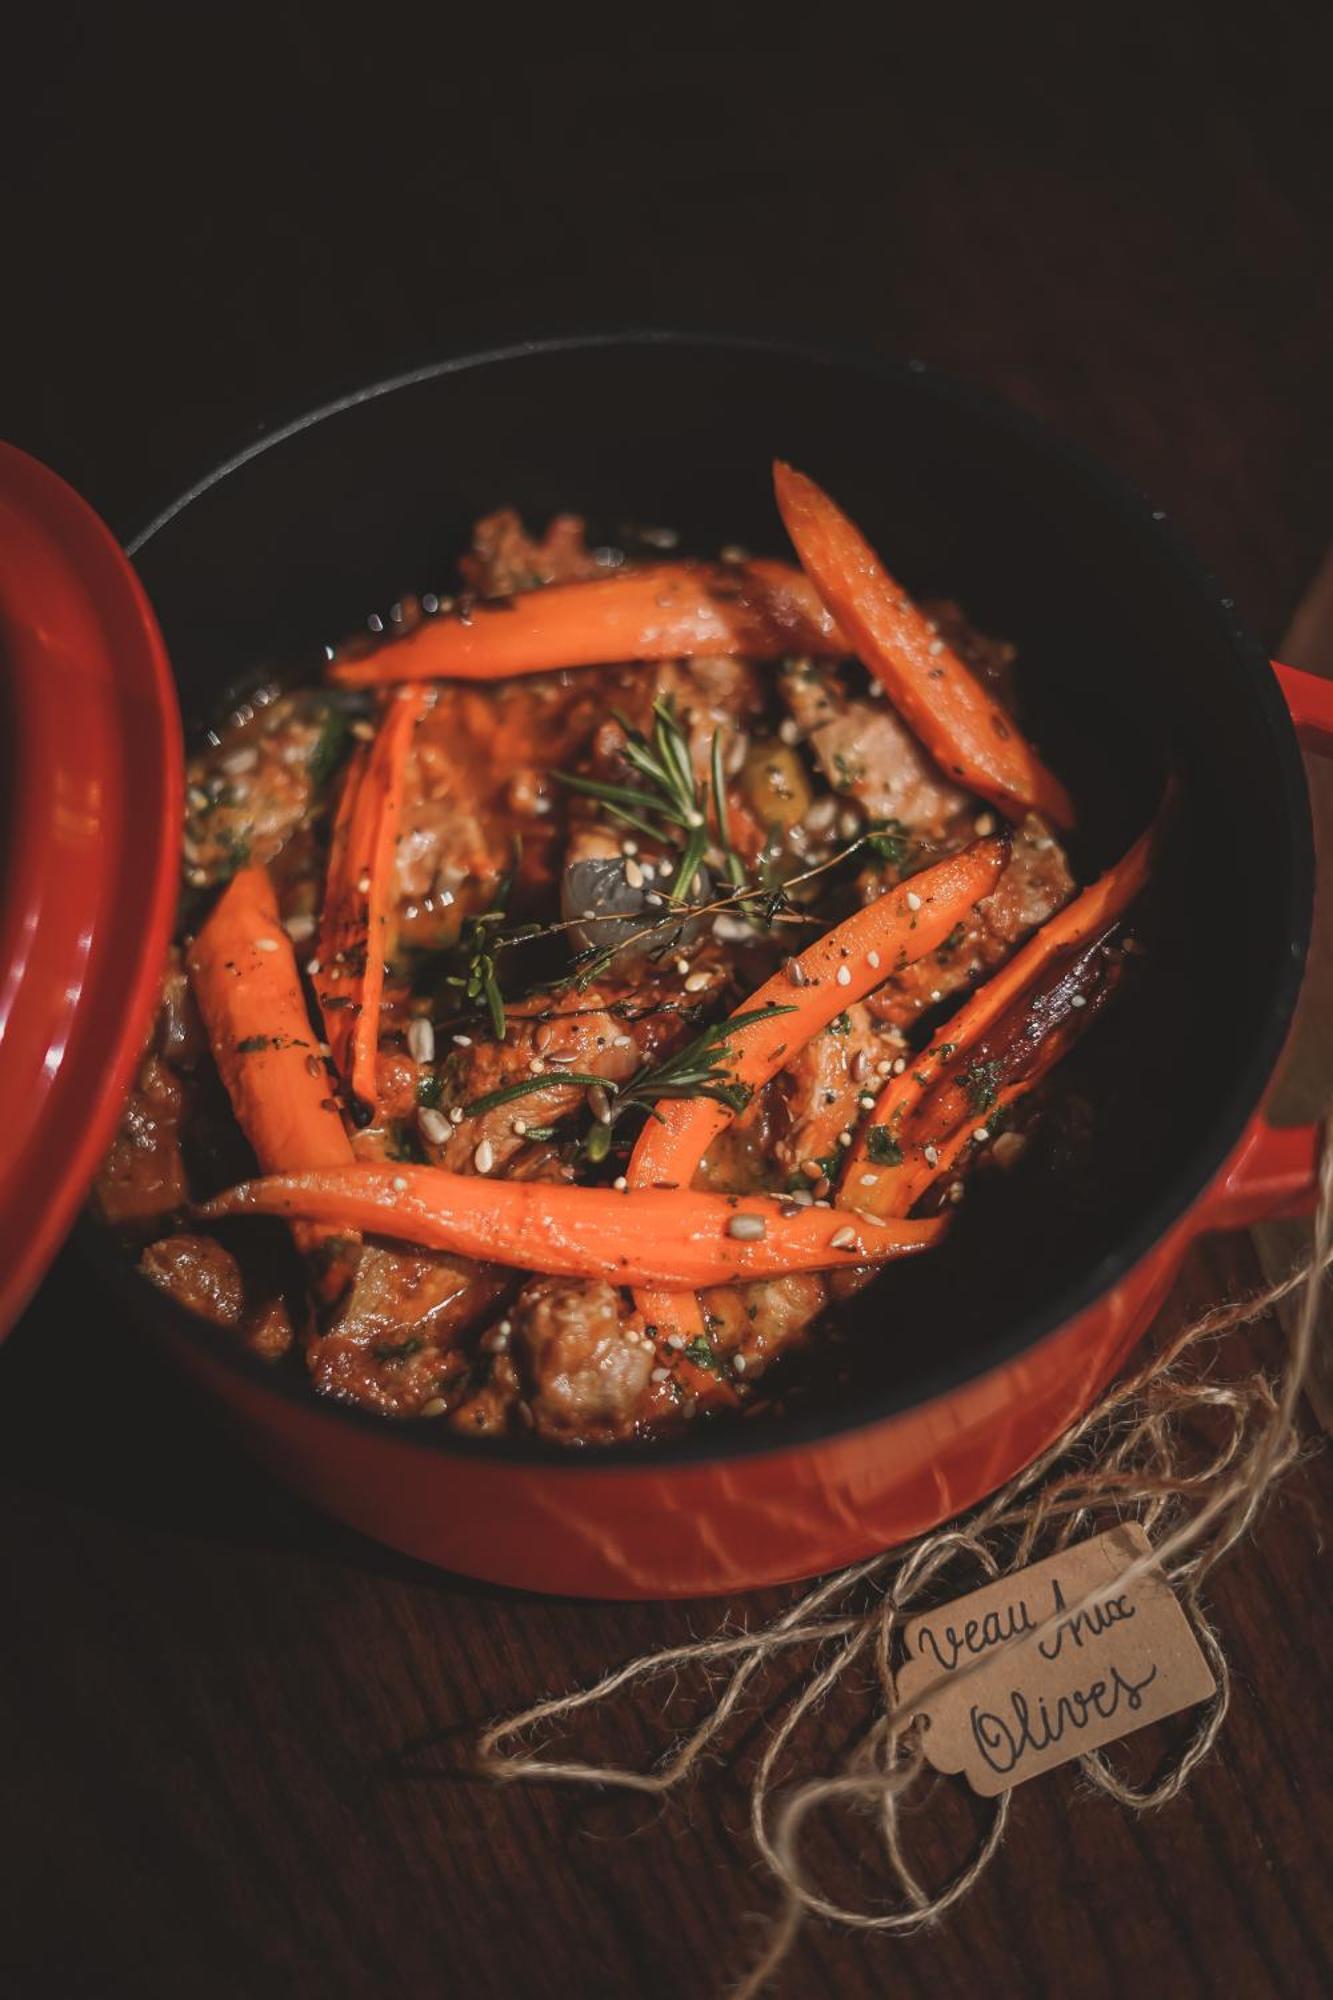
476, 1128, 1331, 1995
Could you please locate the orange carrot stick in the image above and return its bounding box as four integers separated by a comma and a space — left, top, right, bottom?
773, 462, 1076, 828
197, 1167, 945, 1286
326, 561, 847, 687
842, 819, 1153, 1213
187, 865, 356, 1291
629, 836, 1009, 1340
313, 686, 428, 1111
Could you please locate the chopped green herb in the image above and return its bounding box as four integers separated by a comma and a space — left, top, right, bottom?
235, 1035, 271, 1053
963, 1058, 1002, 1115
828, 1011, 852, 1036
308, 706, 352, 790
416, 1071, 444, 1108
866, 1127, 904, 1166
682, 1335, 720, 1373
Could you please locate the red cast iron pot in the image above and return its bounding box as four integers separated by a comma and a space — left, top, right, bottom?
9, 335, 1332, 1599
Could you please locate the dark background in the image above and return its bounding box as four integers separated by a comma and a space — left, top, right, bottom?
5, 13, 1333, 1997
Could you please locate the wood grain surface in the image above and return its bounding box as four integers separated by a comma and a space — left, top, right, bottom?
4, 15, 1332, 1997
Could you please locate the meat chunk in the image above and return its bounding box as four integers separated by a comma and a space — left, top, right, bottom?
867, 815, 1075, 1029
512, 1277, 653, 1443
139, 1233, 294, 1360
459, 509, 602, 597
184, 690, 337, 887
393, 676, 607, 948
778, 658, 967, 839
310, 1246, 508, 1417
696, 1274, 829, 1372
93, 1053, 188, 1229
760, 1002, 900, 1180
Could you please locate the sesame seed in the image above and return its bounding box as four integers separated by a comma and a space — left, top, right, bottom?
420, 1398, 448, 1418
893, 1058, 907, 1074
419, 1108, 449, 1144
876, 1059, 894, 1077
727, 1213, 768, 1240
974, 1127, 990, 1143
284, 913, 316, 943
408, 1017, 435, 1063
448, 1107, 464, 1124
778, 717, 801, 745
830, 1226, 858, 1250
613, 1175, 629, 1192
732, 1353, 748, 1374
651, 1367, 671, 1383
906, 890, 922, 911
859, 1173, 879, 1187
930, 989, 943, 1002
391, 1174, 408, 1191
787, 1187, 814, 1208
667, 1331, 686, 1349
867, 950, 881, 969
923, 1144, 939, 1167
474, 1139, 495, 1174
254, 937, 279, 953
949, 1181, 966, 1205
974, 813, 996, 836
512, 1118, 528, 1135
453, 1033, 473, 1047
685, 810, 705, 829
624, 857, 645, 889
674, 956, 691, 976
612, 1033, 633, 1048
684, 970, 712, 993
351, 719, 375, 741
859, 1094, 876, 1111
928, 638, 945, 657
801, 1159, 824, 1181
837, 809, 861, 841
837, 1129, 853, 1147
1070, 994, 1087, 1008
528, 1058, 545, 1075
220, 746, 259, 775
835, 964, 852, 988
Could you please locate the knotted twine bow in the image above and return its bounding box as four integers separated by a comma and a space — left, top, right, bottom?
477, 1128, 1331, 1996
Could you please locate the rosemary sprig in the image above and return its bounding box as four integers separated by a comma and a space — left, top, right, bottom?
711, 729, 747, 889
556, 698, 742, 907
461, 1004, 796, 1146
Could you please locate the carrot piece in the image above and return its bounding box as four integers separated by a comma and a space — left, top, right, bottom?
772, 462, 1076, 829
842, 819, 1153, 1214
196, 1168, 946, 1285
326, 561, 847, 687
186, 865, 356, 1291
313, 686, 428, 1112
629, 836, 1009, 1340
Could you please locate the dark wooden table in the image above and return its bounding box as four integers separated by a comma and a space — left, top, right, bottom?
5, 19, 1333, 1997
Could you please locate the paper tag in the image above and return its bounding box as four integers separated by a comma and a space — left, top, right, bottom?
896, 1524, 1216, 1796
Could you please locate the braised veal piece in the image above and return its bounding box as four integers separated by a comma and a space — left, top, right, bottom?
96, 467, 1153, 1444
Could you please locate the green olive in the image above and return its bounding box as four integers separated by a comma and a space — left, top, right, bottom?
741, 740, 813, 832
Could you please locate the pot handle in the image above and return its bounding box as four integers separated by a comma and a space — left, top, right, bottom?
1208, 660, 1333, 1228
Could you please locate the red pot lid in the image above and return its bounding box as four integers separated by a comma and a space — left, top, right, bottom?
0, 444, 182, 1337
